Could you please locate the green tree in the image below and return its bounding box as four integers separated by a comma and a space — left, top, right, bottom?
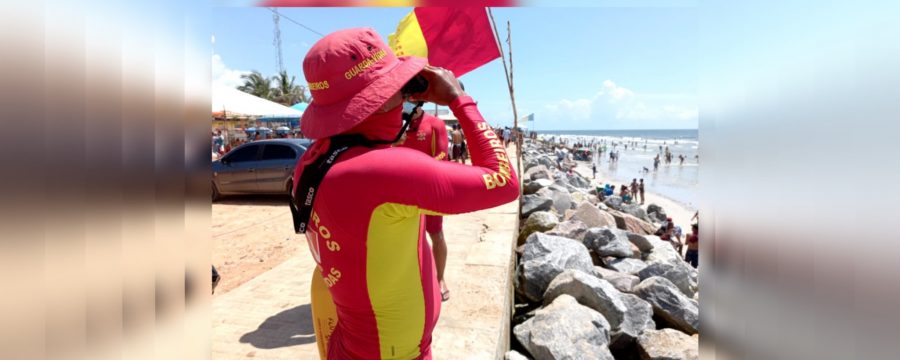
237, 71, 273, 100
271, 70, 309, 105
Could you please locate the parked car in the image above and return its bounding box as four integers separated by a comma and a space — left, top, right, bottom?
211, 139, 311, 200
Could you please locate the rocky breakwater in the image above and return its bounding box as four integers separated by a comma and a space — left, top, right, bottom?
508, 141, 699, 360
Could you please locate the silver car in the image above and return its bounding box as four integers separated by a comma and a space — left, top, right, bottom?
212, 139, 311, 201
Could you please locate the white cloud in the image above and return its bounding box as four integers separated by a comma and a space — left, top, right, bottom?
212, 53, 250, 89
600, 80, 635, 102
542, 79, 697, 129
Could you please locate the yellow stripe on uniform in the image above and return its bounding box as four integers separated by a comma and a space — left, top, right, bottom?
388, 10, 429, 58
310, 268, 337, 360
366, 203, 425, 359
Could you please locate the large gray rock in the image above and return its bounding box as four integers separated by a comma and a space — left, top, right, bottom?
522, 195, 553, 218
548, 182, 569, 192
610, 210, 658, 235
518, 211, 559, 244
644, 236, 683, 265
543, 270, 655, 349
505, 350, 530, 360
567, 173, 591, 189
518, 233, 594, 302
537, 156, 557, 170
534, 178, 554, 188
583, 227, 633, 258
626, 233, 655, 253
603, 196, 624, 210
564, 183, 582, 194
513, 295, 614, 360
571, 202, 617, 229
523, 180, 542, 195
526, 165, 552, 181
647, 204, 668, 223
546, 220, 588, 241
548, 189, 573, 214
621, 204, 650, 222
593, 266, 641, 293
637, 262, 697, 298
637, 329, 699, 360
569, 191, 589, 205
522, 178, 554, 196
633, 277, 700, 335
604, 258, 649, 275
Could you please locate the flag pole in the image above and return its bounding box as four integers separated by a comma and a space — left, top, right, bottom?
487, 8, 522, 176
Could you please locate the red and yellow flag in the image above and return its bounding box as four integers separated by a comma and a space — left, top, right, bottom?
389, 7, 501, 77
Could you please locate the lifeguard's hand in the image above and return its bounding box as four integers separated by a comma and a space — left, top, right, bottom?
409, 65, 466, 106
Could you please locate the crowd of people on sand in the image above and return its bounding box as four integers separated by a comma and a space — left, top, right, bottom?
540, 135, 700, 269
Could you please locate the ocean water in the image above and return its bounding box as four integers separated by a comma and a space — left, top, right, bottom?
538, 129, 698, 209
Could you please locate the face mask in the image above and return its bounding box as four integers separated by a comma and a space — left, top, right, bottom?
347, 104, 407, 144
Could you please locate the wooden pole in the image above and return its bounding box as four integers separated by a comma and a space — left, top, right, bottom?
506, 21, 522, 174
487, 9, 522, 175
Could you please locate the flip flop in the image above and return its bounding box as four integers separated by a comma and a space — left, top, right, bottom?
441, 289, 450, 302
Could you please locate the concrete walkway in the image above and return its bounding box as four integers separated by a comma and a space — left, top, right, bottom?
212, 146, 521, 359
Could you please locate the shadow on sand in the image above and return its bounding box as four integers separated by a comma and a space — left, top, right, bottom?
239, 303, 317, 349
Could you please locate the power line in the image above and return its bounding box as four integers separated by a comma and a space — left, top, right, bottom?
265, 8, 325, 38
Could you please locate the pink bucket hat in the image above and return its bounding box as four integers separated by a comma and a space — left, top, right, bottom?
300, 27, 427, 139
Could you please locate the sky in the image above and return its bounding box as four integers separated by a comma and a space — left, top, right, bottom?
212, 6, 698, 130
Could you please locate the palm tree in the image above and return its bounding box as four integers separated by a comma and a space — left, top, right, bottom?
238, 71, 273, 100
271, 70, 309, 105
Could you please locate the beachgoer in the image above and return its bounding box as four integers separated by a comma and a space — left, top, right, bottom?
592, 163, 597, 179
502, 127, 511, 147
212, 131, 225, 154
292, 28, 519, 360
639, 179, 645, 204
620, 184, 631, 203
451, 124, 464, 163
395, 105, 452, 301
556, 147, 565, 169
630, 179, 638, 201
684, 223, 699, 268
658, 218, 681, 253
673, 225, 684, 254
